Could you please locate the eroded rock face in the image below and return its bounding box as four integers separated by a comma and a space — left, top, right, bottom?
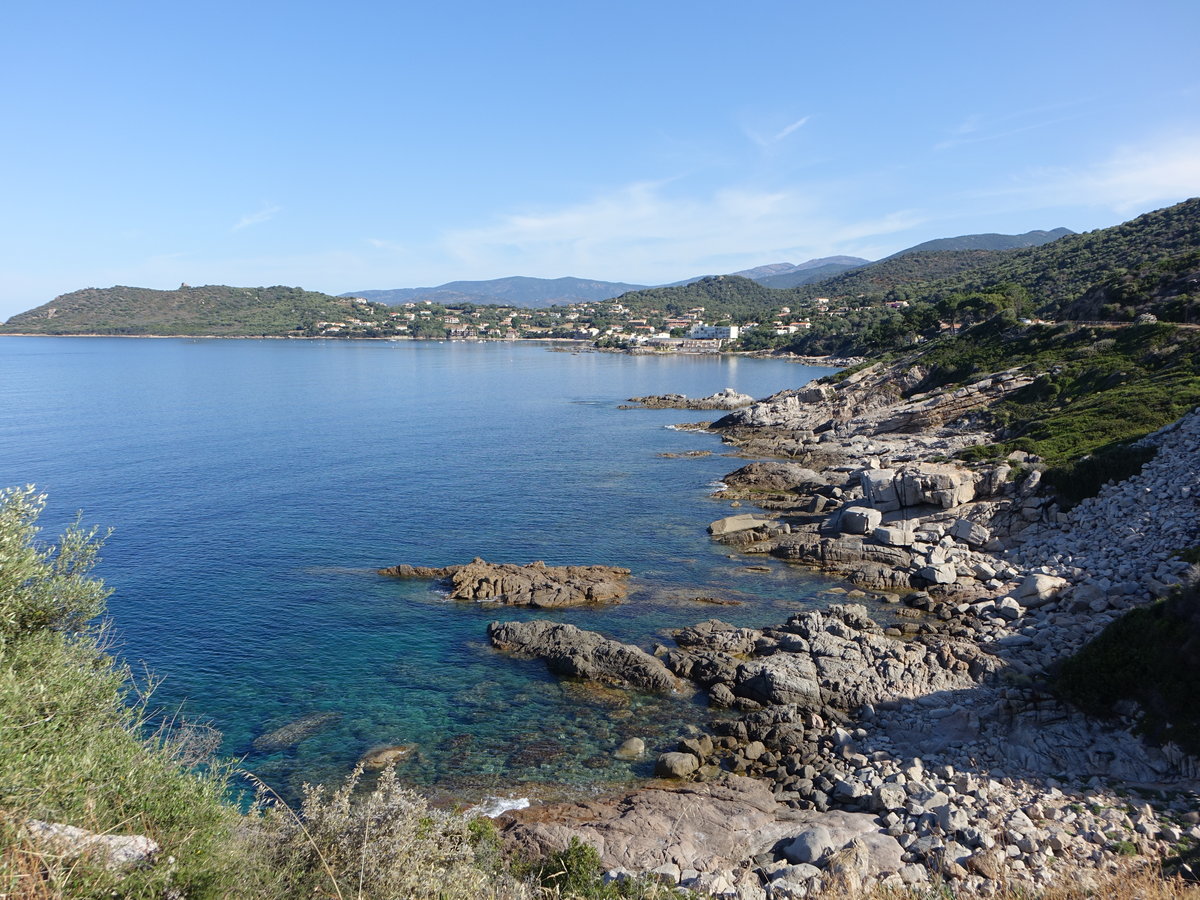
487, 621, 683, 693
379, 558, 630, 608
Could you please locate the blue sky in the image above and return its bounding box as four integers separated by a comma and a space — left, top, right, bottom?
2, 0, 1198, 318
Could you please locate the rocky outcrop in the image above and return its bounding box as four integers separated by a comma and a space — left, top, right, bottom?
665, 605, 998, 720
621, 388, 754, 410
721, 462, 828, 493
378, 558, 630, 608
487, 621, 683, 693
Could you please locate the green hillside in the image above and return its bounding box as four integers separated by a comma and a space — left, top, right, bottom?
611, 274, 792, 320
0, 284, 403, 337
882, 227, 1073, 258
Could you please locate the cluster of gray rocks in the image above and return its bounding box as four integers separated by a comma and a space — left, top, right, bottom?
497, 374, 1200, 897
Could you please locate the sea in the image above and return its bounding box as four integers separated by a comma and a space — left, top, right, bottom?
0, 336, 846, 806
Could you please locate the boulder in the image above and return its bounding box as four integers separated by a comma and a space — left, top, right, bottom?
861, 469, 901, 512
873, 525, 917, 547
1013, 573, 1069, 607
672, 619, 761, 656
782, 825, 835, 865
655, 752, 700, 778
379, 558, 630, 608
840, 506, 883, 535
487, 621, 682, 693
614, 738, 645, 760
949, 519, 990, 547
918, 563, 958, 585
707, 514, 774, 536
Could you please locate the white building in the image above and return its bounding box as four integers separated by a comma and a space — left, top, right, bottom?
686, 323, 741, 340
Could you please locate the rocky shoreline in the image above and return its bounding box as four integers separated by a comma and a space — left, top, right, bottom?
491, 372, 1200, 896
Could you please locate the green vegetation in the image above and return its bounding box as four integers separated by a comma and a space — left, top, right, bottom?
610, 275, 790, 323
0, 284, 411, 338
883, 318, 1200, 502
1055, 580, 1200, 756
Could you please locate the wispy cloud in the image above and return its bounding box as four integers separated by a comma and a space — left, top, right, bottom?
745, 114, 812, 149
977, 133, 1200, 214
936, 98, 1095, 151
441, 179, 922, 282
232, 203, 281, 231
773, 116, 811, 142
935, 113, 1088, 151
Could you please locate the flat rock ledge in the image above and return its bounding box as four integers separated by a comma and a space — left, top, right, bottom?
487, 620, 684, 693
378, 557, 629, 608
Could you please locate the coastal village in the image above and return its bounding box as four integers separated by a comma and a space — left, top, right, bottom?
316, 294, 837, 348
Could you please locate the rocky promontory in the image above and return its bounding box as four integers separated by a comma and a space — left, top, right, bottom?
619, 388, 754, 410
377, 557, 630, 608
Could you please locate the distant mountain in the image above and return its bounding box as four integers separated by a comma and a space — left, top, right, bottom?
754, 257, 870, 289
884, 228, 1074, 259
0, 284, 394, 336
342, 276, 648, 308
664, 256, 872, 290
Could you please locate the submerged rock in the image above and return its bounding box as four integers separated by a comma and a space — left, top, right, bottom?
251, 711, 342, 752
359, 743, 417, 771
487, 621, 683, 693
379, 557, 630, 608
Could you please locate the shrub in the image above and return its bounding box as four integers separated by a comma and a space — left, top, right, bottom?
249, 764, 527, 900
1054, 581, 1200, 754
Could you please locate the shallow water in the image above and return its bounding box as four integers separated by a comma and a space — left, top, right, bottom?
0, 337, 845, 803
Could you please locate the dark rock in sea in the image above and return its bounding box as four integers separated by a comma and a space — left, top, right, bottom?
251, 711, 342, 752
378, 557, 630, 608
487, 620, 684, 693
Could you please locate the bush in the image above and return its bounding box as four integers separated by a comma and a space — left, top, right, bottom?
249, 765, 526, 900
1054, 580, 1200, 754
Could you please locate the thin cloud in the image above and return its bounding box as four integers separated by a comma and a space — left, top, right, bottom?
935, 113, 1088, 151
773, 116, 811, 142
441, 180, 921, 283
745, 114, 812, 149
979, 134, 1200, 214
232, 203, 281, 232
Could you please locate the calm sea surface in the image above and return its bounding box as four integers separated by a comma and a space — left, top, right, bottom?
0, 337, 844, 803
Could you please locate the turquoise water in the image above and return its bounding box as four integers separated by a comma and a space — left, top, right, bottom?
0, 337, 843, 803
